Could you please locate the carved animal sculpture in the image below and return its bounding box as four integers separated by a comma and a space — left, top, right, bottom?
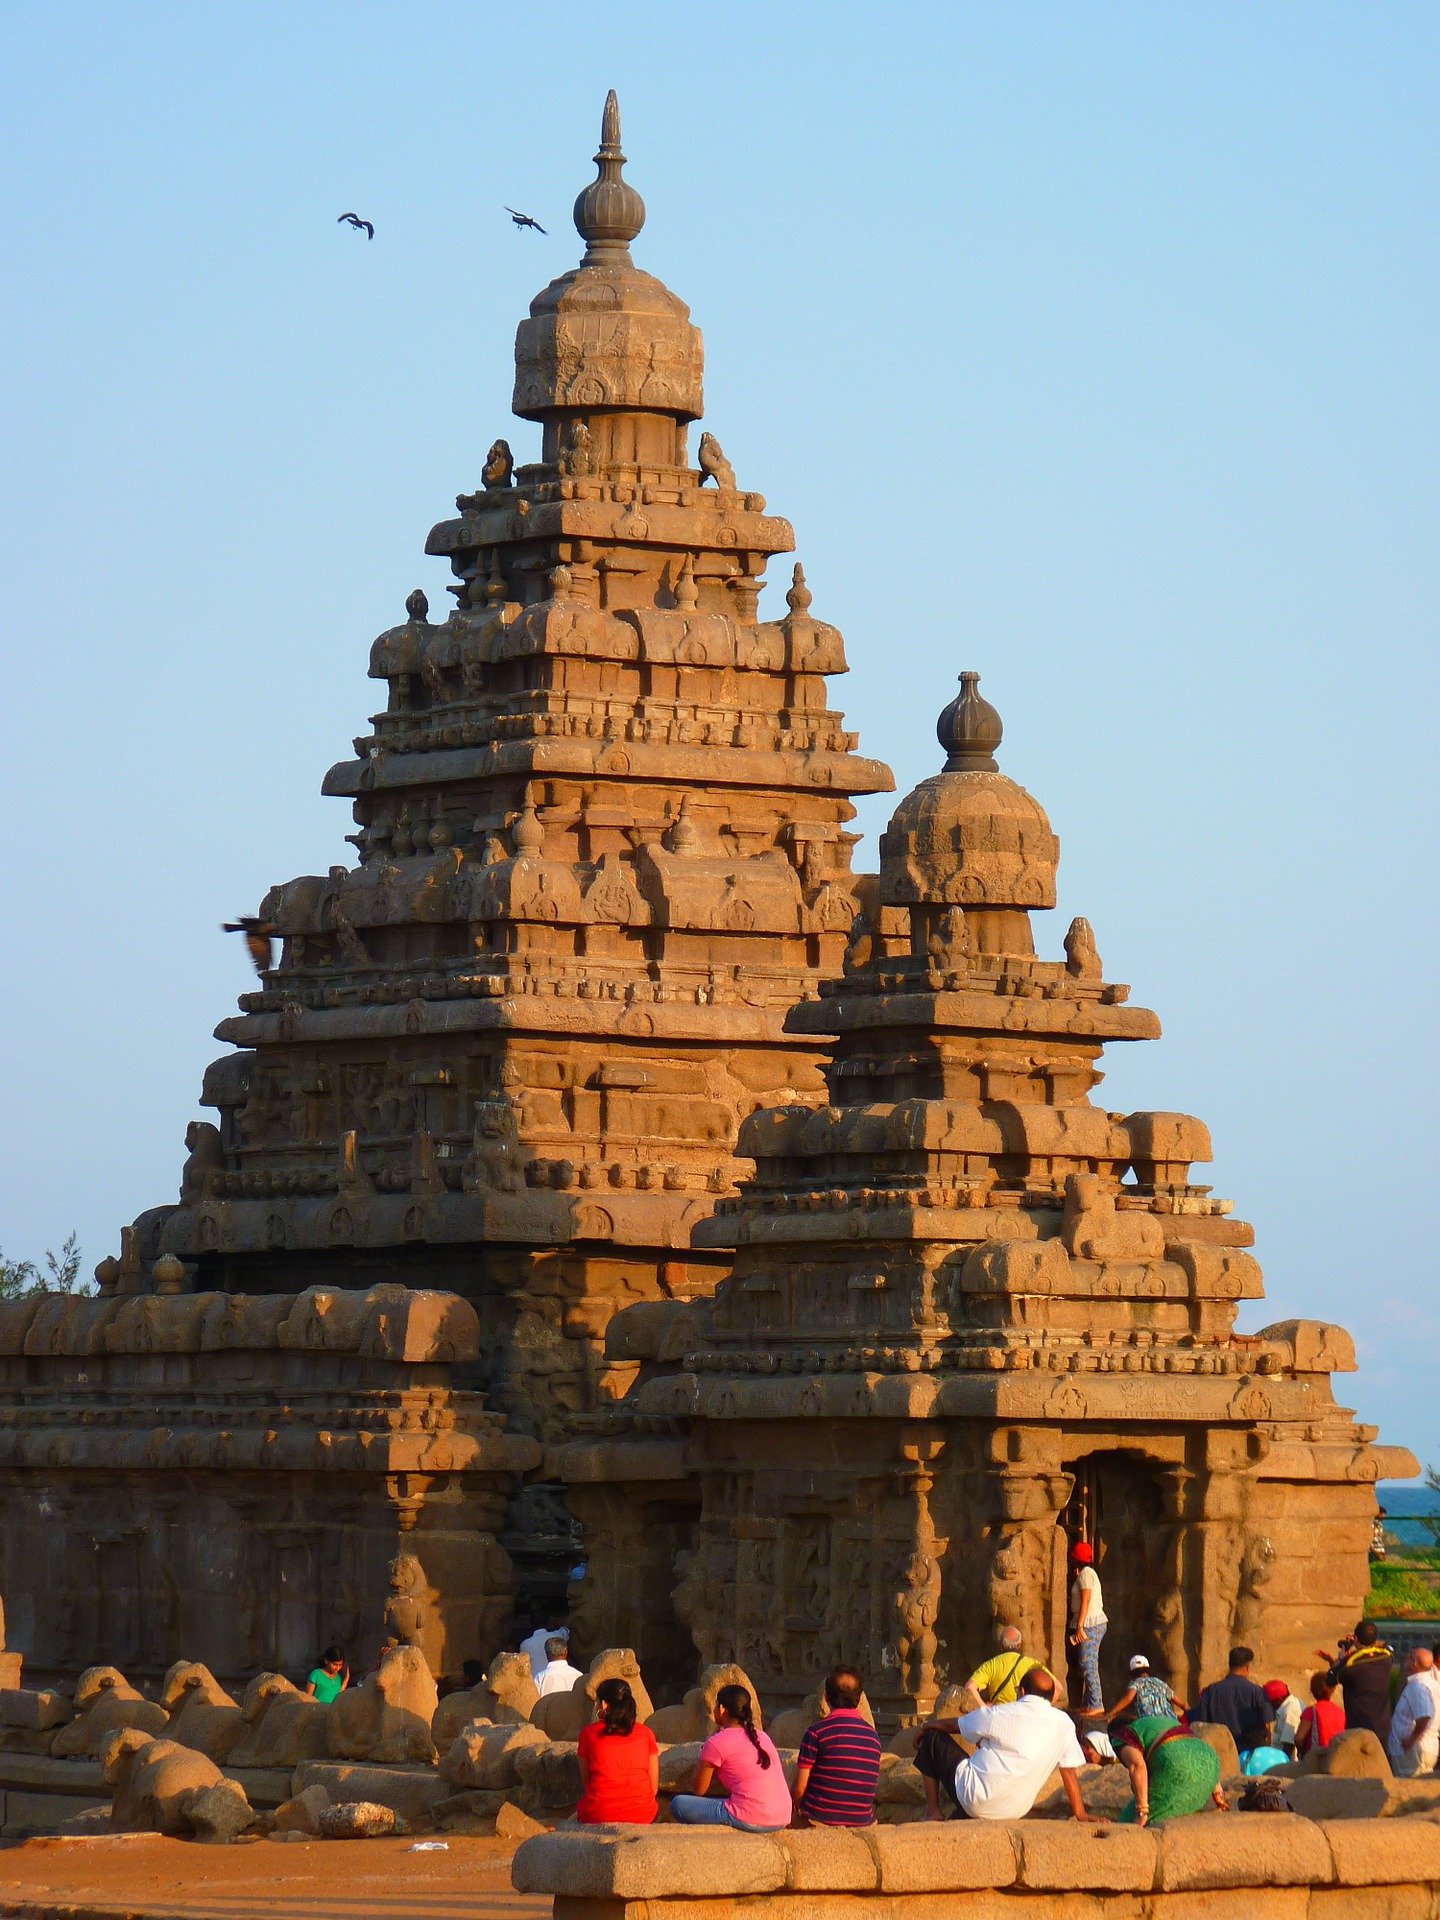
697, 432, 736, 490
1064, 915, 1102, 982
179, 1121, 224, 1202
161, 1663, 244, 1764
328, 1643, 438, 1764
336, 212, 374, 239
226, 1673, 331, 1769
482, 439, 515, 487
101, 1726, 252, 1840
52, 1668, 168, 1758
1061, 1171, 1166, 1261
648, 1662, 763, 1745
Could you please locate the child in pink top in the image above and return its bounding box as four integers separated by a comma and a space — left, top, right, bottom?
670, 1685, 792, 1830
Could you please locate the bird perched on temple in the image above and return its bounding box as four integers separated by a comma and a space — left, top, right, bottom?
482, 439, 515, 488
697, 432, 737, 490
506, 207, 546, 234
222, 917, 278, 976
405, 588, 429, 623
336, 212, 374, 239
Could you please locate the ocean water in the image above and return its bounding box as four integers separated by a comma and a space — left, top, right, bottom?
1378, 1481, 1439, 1547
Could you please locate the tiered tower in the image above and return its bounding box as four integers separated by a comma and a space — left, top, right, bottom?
563, 673, 1412, 1719
131, 95, 892, 1465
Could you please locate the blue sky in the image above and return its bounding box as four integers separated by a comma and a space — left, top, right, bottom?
2, 4, 1436, 1467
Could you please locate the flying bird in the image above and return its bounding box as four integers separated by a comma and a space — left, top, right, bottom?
223, 917, 279, 976
506, 207, 547, 235
337, 212, 374, 239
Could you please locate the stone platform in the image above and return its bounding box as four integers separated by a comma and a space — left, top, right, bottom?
513, 1816, 1440, 1918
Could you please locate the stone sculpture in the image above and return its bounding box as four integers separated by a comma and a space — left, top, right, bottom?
101, 1725, 253, 1841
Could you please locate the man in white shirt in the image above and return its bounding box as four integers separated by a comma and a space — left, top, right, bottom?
914, 1667, 1093, 1821
535, 1635, 585, 1698
1388, 1648, 1440, 1776
520, 1619, 568, 1680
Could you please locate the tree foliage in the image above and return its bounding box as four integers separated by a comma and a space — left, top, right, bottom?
0, 1233, 89, 1299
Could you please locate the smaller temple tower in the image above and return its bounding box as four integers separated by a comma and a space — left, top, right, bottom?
564, 672, 1413, 1721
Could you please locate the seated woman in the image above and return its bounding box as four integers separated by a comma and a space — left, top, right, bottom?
1115, 1715, 1228, 1826
576, 1678, 659, 1825
670, 1684, 792, 1831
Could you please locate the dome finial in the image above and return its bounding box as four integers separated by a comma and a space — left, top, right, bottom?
936, 670, 1003, 772
574, 89, 645, 259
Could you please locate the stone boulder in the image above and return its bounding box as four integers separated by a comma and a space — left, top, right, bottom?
433, 1786, 511, 1834
646, 1664, 760, 1746
227, 1673, 331, 1769
496, 1800, 547, 1841
317, 1800, 395, 1839
1297, 1727, 1392, 1779
0, 1687, 72, 1732
101, 1726, 253, 1840
328, 1644, 438, 1765
657, 1741, 705, 1793
53, 1668, 168, 1758
440, 1719, 549, 1790
769, 1683, 876, 1750
272, 1784, 333, 1836
512, 1738, 583, 1815
291, 1760, 449, 1830
186, 1779, 256, 1844
1186, 1721, 1241, 1779
535, 1649, 654, 1743
162, 1663, 244, 1763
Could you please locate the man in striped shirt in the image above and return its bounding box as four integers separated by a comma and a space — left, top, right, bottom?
793, 1667, 883, 1827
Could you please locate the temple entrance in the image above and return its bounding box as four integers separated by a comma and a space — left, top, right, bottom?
1058, 1451, 1173, 1710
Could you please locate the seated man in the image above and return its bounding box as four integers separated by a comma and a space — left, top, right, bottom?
793, 1666, 883, 1827
536, 1635, 585, 1698
914, 1667, 1092, 1822
966, 1625, 1049, 1706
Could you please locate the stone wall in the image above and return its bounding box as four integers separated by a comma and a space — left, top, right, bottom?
0, 1286, 537, 1686
513, 1816, 1440, 1917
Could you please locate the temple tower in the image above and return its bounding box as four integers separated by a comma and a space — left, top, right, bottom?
564, 672, 1413, 1719
127, 96, 893, 1481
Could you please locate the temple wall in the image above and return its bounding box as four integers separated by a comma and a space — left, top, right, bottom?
0, 1286, 537, 1687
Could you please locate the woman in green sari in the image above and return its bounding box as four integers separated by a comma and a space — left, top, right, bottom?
1114, 1715, 1228, 1826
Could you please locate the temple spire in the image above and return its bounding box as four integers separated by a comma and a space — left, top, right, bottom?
936, 669, 1002, 773
573, 89, 646, 260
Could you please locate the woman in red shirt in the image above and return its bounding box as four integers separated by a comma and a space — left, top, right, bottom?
1296, 1672, 1345, 1759
576, 1678, 659, 1825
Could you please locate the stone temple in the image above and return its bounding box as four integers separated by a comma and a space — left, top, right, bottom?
0, 97, 1412, 1712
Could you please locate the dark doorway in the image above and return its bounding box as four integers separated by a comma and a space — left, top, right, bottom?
1059, 1451, 1173, 1710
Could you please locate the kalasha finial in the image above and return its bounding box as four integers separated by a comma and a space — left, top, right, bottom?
937, 670, 1003, 772
786, 563, 812, 618
574, 89, 646, 259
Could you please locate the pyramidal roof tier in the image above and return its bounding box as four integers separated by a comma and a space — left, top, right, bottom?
121, 98, 893, 1450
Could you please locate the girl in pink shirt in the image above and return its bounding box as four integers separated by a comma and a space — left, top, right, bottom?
670, 1685, 792, 1830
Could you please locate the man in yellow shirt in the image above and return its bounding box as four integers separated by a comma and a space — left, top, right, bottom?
967, 1626, 1052, 1705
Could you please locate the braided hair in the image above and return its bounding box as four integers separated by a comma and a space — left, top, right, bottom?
594, 1676, 637, 1737
715, 1683, 769, 1768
